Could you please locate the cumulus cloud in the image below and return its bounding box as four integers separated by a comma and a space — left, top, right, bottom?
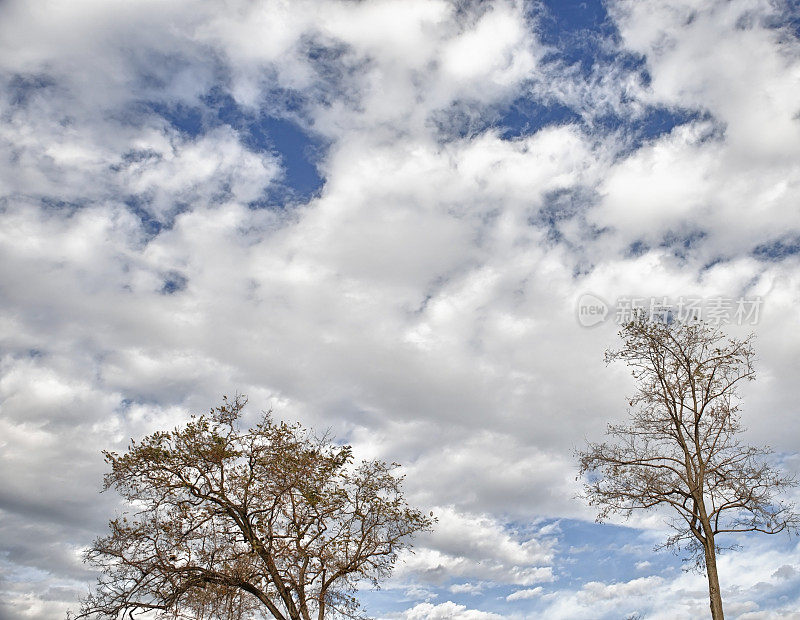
531, 540, 800, 619
506, 587, 543, 601
1, 0, 799, 618
388, 601, 505, 620
391, 506, 555, 587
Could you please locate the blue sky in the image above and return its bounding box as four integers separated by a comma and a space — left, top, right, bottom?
1, 0, 800, 618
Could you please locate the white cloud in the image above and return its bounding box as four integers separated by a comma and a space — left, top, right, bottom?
392, 506, 555, 587
506, 587, 543, 601
579, 576, 664, 602
388, 601, 505, 620
600, 0, 800, 255
449, 582, 486, 595
536, 542, 800, 619
1, 0, 800, 618
440, 2, 537, 90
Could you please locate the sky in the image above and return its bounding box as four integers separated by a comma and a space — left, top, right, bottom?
1, 0, 800, 618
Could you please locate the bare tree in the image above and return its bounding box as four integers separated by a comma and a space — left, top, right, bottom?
578, 318, 799, 620
71, 396, 433, 620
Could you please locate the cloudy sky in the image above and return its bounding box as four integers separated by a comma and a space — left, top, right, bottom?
1, 0, 800, 618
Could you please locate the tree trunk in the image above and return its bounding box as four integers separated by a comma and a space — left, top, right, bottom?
704, 537, 724, 620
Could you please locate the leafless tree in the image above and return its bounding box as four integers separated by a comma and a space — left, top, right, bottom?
578, 318, 799, 620
70, 396, 433, 620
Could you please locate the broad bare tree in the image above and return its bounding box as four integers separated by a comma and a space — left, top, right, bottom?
71, 396, 433, 620
578, 318, 799, 620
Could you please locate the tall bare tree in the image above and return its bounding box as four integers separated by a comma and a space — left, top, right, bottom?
70, 396, 433, 620
578, 318, 799, 620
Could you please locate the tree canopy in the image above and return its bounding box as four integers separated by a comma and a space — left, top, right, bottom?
72, 396, 433, 620
578, 318, 799, 619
